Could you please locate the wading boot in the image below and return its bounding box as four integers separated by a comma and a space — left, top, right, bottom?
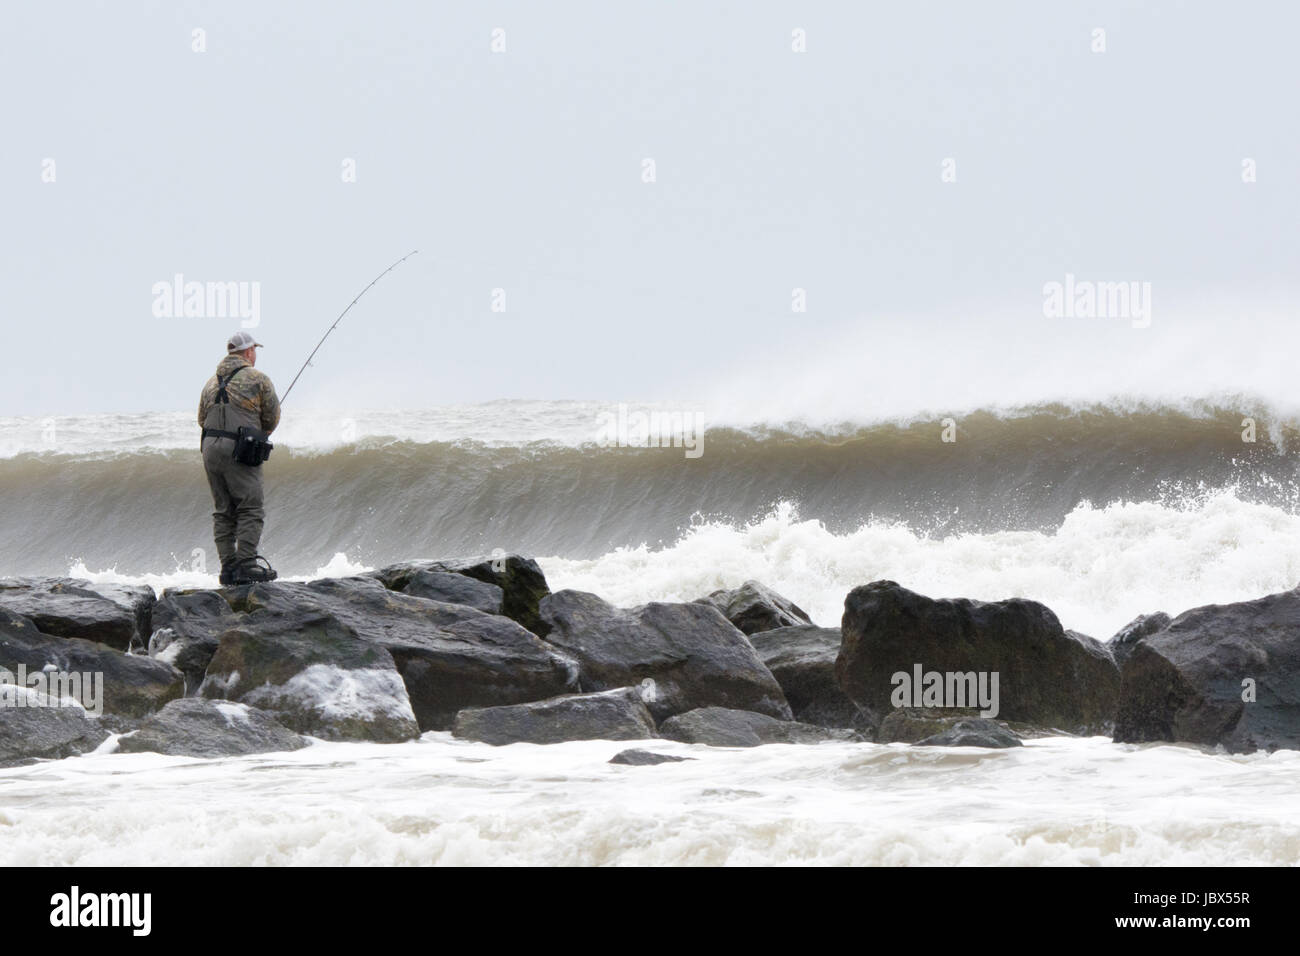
233, 555, 278, 585
218, 559, 238, 587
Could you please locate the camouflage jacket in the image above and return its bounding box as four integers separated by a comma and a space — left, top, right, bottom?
198, 354, 281, 434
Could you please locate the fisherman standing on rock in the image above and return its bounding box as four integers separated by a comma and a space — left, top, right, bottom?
198, 330, 281, 586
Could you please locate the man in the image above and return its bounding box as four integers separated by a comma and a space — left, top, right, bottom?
198, 330, 282, 585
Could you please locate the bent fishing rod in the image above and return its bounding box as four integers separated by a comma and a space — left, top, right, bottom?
280, 249, 420, 403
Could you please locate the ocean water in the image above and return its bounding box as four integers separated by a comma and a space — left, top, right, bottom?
2, 396, 1300, 865
1, 733, 1296, 866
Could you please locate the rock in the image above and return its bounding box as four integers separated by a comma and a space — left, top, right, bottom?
694, 580, 813, 635
116, 698, 309, 758
371, 554, 551, 635
609, 749, 693, 766
657, 707, 860, 747
198, 611, 420, 743
0, 686, 110, 766
749, 625, 870, 729
149, 589, 241, 693
539, 589, 792, 722
0, 577, 155, 651
0, 608, 183, 717
916, 718, 1023, 748
836, 581, 1120, 736
1114, 589, 1300, 752
451, 687, 656, 745
1108, 612, 1172, 670
876, 707, 1043, 743
249, 578, 578, 731
401, 570, 503, 616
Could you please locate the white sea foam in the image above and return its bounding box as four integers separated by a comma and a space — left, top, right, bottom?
0, 734, 1295, 866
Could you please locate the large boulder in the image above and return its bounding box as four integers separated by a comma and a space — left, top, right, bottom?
451, 687, 656, 745
749, 625, 870, 729
117, 698, 309, 758
371, 554, 551, 635
694, 580, 813, 635
249, 578, 578, 731
836, 581, 1120, 736
0, 608, 183, 717
1108, 612, 1172, 670
657, 707, 859, 747
0, 686, 110, 766
0, 577, 155, 651
198, 611, 419, 743
400, 571, 503, 616
1114, 589, 1300, 752
149, 589, 242, 693
539, 589, 792, 722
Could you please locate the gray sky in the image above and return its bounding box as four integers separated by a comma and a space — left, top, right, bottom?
3, 1, 1297, 418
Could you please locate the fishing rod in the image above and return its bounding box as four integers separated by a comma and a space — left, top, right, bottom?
280, 249, 420, 402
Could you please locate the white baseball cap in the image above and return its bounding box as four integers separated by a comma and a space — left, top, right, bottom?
227, 331, 264, 352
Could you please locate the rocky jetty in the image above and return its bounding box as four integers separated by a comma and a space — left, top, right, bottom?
749, 625, 870, 729
658, 707, 861, 747
2, 563, 1297, 763
452, 687, 656, 745
118, 698, 308, 758
693, 580, 813, 635
538, 590, 791, 721
1114, 588, 1300, 753
836, 581, 1121, 736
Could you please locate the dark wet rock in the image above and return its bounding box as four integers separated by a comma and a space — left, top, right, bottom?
0, 577, 154, 652
278, 578, 576, 731
539, 590, 791, 722
1114, 589, 1300, 752
116, 697, 308, 758
609, 749, 693, 766
400, 570, 503, 616
657, 706, 860, 747
198, 611, 419, 743
876, 707, 1047, 743
694, 580, 813, 635
1108, 612, 1172, 670
749, 625, 871, 729
0, 690, 110, 766
149, 589, 241, 693
836, 581, 1120, 736
371, 554, 551, 635
451, 687, 656, 746
0, 608, 183, 717
916, 718, 1023, 748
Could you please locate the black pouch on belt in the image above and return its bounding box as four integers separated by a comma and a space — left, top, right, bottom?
233, 426, 274, 466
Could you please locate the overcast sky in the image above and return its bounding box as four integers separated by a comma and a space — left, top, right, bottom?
3, 1, 1297, 418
